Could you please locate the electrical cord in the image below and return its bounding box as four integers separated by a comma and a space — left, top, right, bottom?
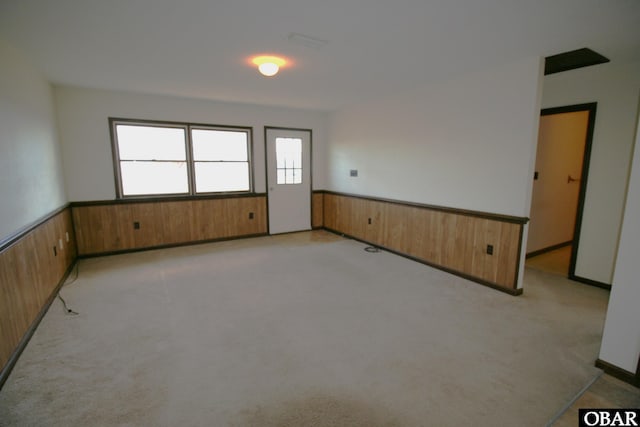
57, 294, 79, 315
63, 262, 79, 286
58, 262, 80, 315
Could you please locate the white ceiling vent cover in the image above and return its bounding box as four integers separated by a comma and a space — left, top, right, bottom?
286, 32, 328, 49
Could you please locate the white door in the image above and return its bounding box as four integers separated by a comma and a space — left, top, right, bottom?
265, 127, 311, 234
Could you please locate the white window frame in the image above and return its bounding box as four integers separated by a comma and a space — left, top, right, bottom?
110, 118, 253, 199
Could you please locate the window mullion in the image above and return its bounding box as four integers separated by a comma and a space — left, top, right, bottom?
185, 125, 196, 196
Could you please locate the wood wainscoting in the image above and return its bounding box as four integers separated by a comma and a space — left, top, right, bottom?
320, 191, 527, 294
72, 194, 267, 256
312, 191, 324, 229
0, 207, 76, 387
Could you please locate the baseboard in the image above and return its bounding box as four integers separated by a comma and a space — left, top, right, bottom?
0, 261, 77, 391
78, 232, 269, 258
595, 359, 639, 388
526, 241, 572, 259
570, 274, 611, 290
324, 227, 523, 296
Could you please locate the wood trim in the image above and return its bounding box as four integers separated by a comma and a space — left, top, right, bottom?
324, 227, 522, 296
0, 261, 76, 391
541, 103, 598, 117
569, 274, 612, 290
526, 241, 572, 259
70, 192, 267, 207
0, 204, 69, 251
321, 190, 528, 224
514, 224, 525, 292
595, 359, 640, 388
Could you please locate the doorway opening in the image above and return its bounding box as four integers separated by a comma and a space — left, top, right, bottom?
526, 103, 597, 281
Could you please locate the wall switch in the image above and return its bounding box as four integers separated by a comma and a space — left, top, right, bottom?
249, 212, 254, 219
486, 244, 494, 255
65, 232, 70, 242
133, 221, 140, 229
350, 169, 358, 177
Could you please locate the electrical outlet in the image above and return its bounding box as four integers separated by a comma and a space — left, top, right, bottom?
486, 244, 494, 255
350, 169, 358, 177
133, 221, 140, 229
249, 212, 254, 219
65, 232, 70, 242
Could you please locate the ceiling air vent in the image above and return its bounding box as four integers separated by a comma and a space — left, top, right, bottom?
544, 48, 609, 75
286, 32, 328, 49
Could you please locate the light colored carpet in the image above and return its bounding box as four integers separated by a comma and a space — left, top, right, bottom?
0, 231, 609, 426
553, 374, 640, 427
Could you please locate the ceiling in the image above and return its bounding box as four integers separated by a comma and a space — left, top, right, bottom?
1, 0, 639, 111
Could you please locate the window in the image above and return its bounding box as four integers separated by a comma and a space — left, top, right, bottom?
110, 119, 252, 198
275, 137, 303, 184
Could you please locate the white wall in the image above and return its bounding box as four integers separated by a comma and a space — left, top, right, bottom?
54, 86, 328, 201
327, 56, 543, 218
598, 108, 640, 374
0, 39, 66, 243
542, 60, 640, 284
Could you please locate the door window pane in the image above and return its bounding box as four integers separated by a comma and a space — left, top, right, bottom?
276, 137, 302, 184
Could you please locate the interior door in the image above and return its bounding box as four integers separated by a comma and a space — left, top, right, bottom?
265, 127, 311, 234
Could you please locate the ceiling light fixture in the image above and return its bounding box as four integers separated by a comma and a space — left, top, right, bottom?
251, 55, 287, 77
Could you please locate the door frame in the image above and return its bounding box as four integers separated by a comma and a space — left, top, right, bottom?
534, 102, 598, 285
263, 126, 313, 235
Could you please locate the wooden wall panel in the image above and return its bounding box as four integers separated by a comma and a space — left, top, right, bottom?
225, 197, 266, 236
72, 204, 135, 254
323, 193, 337, 231
72, 195, 268, 256
312, 192, 323, 228
192, 199, 227, 241
323, 193, 524, 293
159, 201, 195, 244
0, 208, 76, 379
